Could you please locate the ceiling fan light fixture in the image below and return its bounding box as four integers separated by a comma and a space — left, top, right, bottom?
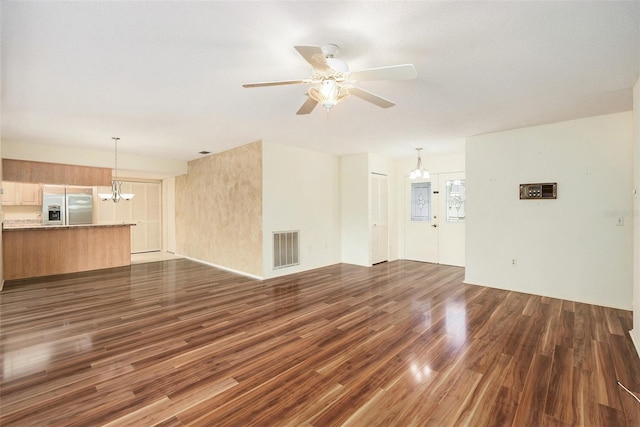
308, 80, 350, 111
409, 148, 430, 179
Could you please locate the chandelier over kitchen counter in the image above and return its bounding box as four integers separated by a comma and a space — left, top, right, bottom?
98, 137, 134, 203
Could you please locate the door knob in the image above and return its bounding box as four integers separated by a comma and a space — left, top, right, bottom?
431, 224, 438, 228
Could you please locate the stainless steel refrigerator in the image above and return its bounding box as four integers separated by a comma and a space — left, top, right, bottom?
42, 185, 94, 225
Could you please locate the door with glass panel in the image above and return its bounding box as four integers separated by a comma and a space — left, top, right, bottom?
404, 172, 465, 266
438, 172, 465, 266
404, 176, 439, 263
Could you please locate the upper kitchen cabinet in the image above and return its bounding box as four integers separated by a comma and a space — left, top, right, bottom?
2, 159, 112, 187
2, 182, 16, 205
2, 182, 42, 206
19, 183, 42, 205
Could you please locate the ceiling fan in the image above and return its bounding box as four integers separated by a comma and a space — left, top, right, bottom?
242, 44, 417, 115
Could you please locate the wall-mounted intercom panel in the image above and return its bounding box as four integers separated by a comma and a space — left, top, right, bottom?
519, 182, 557, 199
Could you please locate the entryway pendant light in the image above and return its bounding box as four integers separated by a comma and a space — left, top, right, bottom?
409, 148, 430, 179
98, 137, 134, 203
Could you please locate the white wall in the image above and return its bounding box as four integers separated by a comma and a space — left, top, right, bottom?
340, 154, 371, 266
2, 140, 187, 178
466, 112, 633, 309
631, 78, 640, 354
262, 142, 341, 278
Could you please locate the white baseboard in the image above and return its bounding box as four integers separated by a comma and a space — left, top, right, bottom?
181, 255, 264, 281
629, 329, 640, 360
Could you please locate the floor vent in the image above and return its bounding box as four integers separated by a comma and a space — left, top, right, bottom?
273, 230, 300, 269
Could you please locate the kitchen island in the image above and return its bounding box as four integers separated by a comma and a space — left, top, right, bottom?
2, 223, 134, 282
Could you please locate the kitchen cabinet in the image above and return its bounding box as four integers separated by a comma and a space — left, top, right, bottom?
1, 182, 42, 206
1, 182, 16, 205
19, 183, 42, 205
3, 224, 133, 280
2, 159, 112, 187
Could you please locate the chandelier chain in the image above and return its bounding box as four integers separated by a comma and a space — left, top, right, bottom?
113, 137, 120, 183
98, 136, 133, 203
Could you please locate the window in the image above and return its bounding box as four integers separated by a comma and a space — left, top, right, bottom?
411, 182, 431, 221
446, 180, 466, 222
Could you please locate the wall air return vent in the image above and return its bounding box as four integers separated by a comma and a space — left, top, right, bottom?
273, 230, 300, 269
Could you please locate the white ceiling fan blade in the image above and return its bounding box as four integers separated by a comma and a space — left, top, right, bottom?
349, 87, 396, 108
243, 79, 311, 88
294, 46, 330, 71
349, 64, 417, 82
296, 96, 318, 115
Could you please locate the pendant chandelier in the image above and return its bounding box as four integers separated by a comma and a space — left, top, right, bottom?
98, 137, 134, 203
409, 147, 430, 179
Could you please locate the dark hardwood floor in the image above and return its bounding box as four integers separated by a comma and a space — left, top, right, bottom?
1, 259, 639, 426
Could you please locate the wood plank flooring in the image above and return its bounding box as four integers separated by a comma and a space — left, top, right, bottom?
1, 259, 639, 426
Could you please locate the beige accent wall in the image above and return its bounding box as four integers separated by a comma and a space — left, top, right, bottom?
175, 141, 263, 277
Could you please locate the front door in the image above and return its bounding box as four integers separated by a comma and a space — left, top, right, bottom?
404, 172, 466, 266
404, 175, 439, 263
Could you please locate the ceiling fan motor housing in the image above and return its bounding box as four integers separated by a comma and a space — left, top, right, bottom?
321, 43, 339, 57
325, 57, 349, 74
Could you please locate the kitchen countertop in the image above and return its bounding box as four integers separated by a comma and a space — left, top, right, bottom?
2, 223, 136, 231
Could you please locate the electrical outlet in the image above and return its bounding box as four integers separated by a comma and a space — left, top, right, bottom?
512, 258, 517, 266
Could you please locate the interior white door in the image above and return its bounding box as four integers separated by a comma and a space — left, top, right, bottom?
130, 182, 161, 253
370, 173, 388, 264
404, 175, 439, 263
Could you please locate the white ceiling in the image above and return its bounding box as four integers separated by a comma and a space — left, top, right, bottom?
2, 1, 639, 162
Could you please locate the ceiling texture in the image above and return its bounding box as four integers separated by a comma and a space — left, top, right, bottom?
2, 1, 639, 163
